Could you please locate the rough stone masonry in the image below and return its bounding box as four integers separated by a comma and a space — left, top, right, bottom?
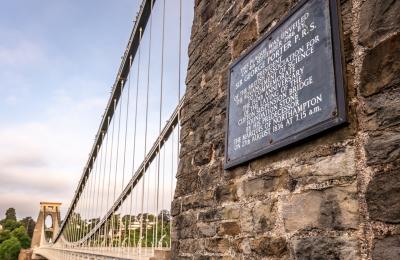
172, 0, 400, 259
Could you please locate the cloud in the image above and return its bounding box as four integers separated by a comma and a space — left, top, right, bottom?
0, 93, 107, 219
4, 95, 18, 106
0, 39, 45, 67
0, 30, 110, 218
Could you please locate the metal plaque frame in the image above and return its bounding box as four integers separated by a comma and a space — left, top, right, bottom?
224, 0, 347, 169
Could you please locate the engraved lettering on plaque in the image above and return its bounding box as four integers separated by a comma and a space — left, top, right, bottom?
225, 0, 346, 169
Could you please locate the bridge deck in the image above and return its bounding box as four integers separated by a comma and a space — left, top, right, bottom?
35, 246, 170, 260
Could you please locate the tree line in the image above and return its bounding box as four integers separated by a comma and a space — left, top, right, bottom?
0, 208, 35, 260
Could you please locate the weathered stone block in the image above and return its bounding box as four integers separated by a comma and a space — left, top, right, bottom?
179, 239, 204, 254
239, 206, 253, 233
226, 5, 250, 40
175, 256, 192, 260
241, 168, 291, 197
372, 235, 400, 260
175, 168, 200, 197
232, 19, 258, 59
176, 155, 194, 178
177, 224, 198, 240
221, 205, 240, 220
224, 164, 247, 181
181, 191, 215, 212
175, 211, 197, 230
199, 165, 222, 189
175, 211, 198, 239
215, 182, 238, 202
198, 0, 216, 26
217, 221, 241, 236
282, 185, 358, 232
171, 199, 182, 216
182, 75, 220, 124
365, 131, 400, 167
360, 33, 400, 97
290, 147, 356, 187
199, 208, 222, 223
204, 237, 230, 253
197, 222, 217, 237
241, 175, 275, 196
366, 171, 400, 223
252, 0, 268, 13
180, 129, 205, 158
257, 0, 290, 34
252, 199, 277, 233
212, 139, 225, 159
193, 145, 213, 167
194, 256, 232, 260
250, 236, 288, 257
236, 238, 251, 255
292, 236, 359, 260
363, 87, 400, 131
359, 0, 400, 47
186, 27, 229, 83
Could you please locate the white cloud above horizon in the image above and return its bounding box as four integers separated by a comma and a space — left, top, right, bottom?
0, 0, 141, 220
0, 93, 108, 218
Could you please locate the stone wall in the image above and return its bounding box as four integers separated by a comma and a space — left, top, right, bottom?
172, 0, 400, 259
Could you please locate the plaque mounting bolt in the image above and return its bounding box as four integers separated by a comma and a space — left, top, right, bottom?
332, 110, 337, 117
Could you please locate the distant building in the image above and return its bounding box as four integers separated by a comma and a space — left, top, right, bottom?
0, 224, 3, 231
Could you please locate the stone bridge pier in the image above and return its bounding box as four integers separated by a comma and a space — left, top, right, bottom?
171, 0, 400, 259
31, 202, 62, 259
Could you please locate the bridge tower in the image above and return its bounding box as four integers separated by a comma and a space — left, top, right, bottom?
31, 202, 62, 249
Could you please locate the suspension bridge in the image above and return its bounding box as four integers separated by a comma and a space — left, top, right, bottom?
29, 0, 194, 259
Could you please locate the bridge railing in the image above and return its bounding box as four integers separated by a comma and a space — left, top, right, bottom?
39, 0, 194, 258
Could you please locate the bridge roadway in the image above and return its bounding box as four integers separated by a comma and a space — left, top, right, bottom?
34, 246, 170, 260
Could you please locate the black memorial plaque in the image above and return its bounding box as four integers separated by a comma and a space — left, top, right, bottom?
225, 0, 346, 169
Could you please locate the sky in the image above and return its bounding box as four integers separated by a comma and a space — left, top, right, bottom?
0, 0, 143, 219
